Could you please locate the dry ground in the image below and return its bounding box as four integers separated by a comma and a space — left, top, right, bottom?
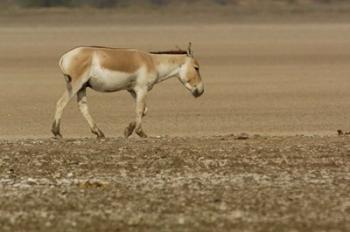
1, 11, 350, 231
0, 135, 350, 231
1, 13, 350, 138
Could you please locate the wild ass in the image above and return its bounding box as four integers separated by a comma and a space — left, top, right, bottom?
51, 43, 204, 139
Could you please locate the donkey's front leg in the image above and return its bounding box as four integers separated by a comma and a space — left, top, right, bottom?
135, 91, 148, 138
124, 89, 147, 138
124, 121, 136, 138
124, 89, 148, 138
127, 89, 148, 117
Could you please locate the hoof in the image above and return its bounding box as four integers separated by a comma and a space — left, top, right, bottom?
52, 134, 63, 139
135, 129, 148, 138
337, 129, 343, 136
97, 134, 105, 140
51, 121, 62, 139
92, 128, 105, 139
124, 122, 136, 138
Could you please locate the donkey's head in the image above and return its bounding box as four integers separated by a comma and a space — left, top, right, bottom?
178, 43, 204, 98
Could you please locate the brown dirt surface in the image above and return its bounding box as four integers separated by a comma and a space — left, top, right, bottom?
2, 20, 350, 138
1, 10, 350, 231
1, 135, 350, 231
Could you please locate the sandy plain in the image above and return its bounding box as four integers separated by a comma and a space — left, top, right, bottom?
1, 11, 350, 231
1, 14, 350, 138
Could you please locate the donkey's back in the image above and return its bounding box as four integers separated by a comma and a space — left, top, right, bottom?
59, 47, 154, 82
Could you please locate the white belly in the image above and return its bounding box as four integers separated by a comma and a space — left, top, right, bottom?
88, 68, 137, 92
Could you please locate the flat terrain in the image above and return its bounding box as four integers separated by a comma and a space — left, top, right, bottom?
0, 135, 350, 231
1, 12, 350, 231
1, 15, 350, 138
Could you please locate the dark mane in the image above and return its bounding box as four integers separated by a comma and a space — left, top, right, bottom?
149, 50, 187, 55
88, 46, 117, 49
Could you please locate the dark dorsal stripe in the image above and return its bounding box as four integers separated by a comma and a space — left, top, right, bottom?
149, 50, 187, 55
77, 46, 188, 55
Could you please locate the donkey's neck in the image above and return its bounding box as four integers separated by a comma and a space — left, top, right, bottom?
151, 54, 187, 83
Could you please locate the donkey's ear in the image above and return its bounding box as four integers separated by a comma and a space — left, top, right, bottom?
187, 42, 193, 57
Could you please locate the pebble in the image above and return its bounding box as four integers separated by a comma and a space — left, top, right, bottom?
236, 133, 249, 140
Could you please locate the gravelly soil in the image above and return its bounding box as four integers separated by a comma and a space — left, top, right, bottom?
0, 135, 350, 231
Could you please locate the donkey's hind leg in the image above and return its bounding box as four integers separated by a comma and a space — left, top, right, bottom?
77, 86, 105, 139
51, 78, 84, 138
51, 91, 70, 138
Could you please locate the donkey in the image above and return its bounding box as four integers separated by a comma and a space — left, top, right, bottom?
51, 43, 204, 139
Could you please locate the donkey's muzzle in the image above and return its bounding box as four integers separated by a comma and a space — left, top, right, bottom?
192, 88, 204, 98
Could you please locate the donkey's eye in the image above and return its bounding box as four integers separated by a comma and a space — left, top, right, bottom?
194, 67, 199, 71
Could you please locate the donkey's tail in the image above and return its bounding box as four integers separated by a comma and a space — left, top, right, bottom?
64, 74, 73, 94
64, 74, 72, 83
58, 55, 73, 94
